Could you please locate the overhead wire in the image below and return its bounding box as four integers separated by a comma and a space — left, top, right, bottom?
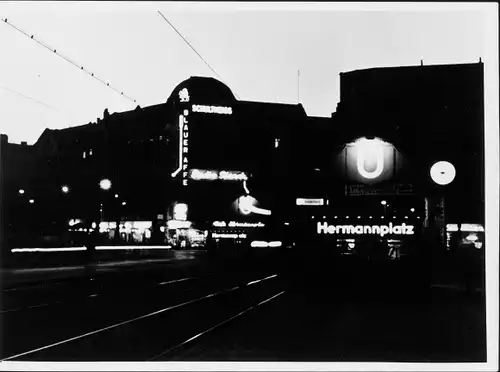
0, 84, 66, 114
1, 17, 139, 105
157, 10, 240, 99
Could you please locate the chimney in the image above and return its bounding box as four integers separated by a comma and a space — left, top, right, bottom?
0, 134, 8, 144
21, 141, 27, 146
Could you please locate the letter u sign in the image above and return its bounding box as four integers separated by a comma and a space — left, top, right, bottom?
356, 139, 384, 179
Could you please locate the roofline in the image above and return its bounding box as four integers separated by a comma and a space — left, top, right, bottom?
340, 61, 484, 76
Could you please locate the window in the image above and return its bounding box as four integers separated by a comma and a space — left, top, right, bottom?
89, 149, 93, 156
83, 151, 86, 159
274, 138, 280, 148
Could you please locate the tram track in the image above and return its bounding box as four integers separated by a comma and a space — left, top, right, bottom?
149, 289, 286, 361
1, 269, 283, 361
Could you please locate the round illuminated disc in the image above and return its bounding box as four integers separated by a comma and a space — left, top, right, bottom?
430, 161, 456, 185
99, 179, 112, 190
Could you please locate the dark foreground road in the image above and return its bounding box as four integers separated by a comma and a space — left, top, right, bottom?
160, 287, 486, 362
0, 249, 487, 362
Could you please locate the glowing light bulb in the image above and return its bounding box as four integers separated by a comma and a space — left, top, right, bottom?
99, 179, 112, 190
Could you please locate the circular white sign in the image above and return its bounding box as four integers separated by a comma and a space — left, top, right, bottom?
430, 161, 456, 185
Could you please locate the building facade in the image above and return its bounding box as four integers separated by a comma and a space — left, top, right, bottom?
1, 62, 485, 259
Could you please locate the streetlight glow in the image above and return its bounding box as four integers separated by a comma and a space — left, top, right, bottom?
29, 199, 34, 204
381, 200, 387, 206
99, 179, 112, 190
18, 189, 25, 195
410, 208, 415, 212
62, 185, 69, 193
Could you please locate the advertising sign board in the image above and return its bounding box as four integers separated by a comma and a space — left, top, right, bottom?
346, 183, 413, 196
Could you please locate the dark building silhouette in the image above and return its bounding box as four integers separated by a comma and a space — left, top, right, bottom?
335, 62, 484, 224
0, 62, 485, 257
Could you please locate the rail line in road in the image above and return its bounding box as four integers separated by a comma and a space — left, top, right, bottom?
0, 273, 209, 314
1, 271, 283, 361
149, 290, 286, 361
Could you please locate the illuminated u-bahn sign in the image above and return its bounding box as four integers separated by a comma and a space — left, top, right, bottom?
355, 138, 385, 179
337, 137, 403, 185
317, 222, 414, 237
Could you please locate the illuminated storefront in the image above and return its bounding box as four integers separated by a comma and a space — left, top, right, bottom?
446, 223, 485, 250
162, 76, 304, 249
98, 221, 153, 244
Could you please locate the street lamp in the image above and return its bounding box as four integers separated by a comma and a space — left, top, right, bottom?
99, 179, 112, 190
381, 200, 388, 216
428, 161, 455, 248
18, 189, 25, 195
62, 185, 70, 193
410, 208, 415, 213
29, 199, 35, 204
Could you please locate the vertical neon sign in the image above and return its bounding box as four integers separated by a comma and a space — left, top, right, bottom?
171, 89, 190, 187
181, 111, 189, 186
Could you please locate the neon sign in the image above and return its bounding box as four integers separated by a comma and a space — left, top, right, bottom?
213, 221, 265, 228
167, 220, 192, 229
171, 113, 190, 185
212, 233, 247, 239
355, 138, 385, 179
460, 223, 484, 232
192, 104, 232, 115
236, 195, 272, 216
179, 88, 190, 103
317, 222, 414, 237
173, 203, 188, 221
296, 198, 324, 206
190, 169, 248, 181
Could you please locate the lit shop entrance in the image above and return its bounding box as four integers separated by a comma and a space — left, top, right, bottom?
294, 195, 423, 260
